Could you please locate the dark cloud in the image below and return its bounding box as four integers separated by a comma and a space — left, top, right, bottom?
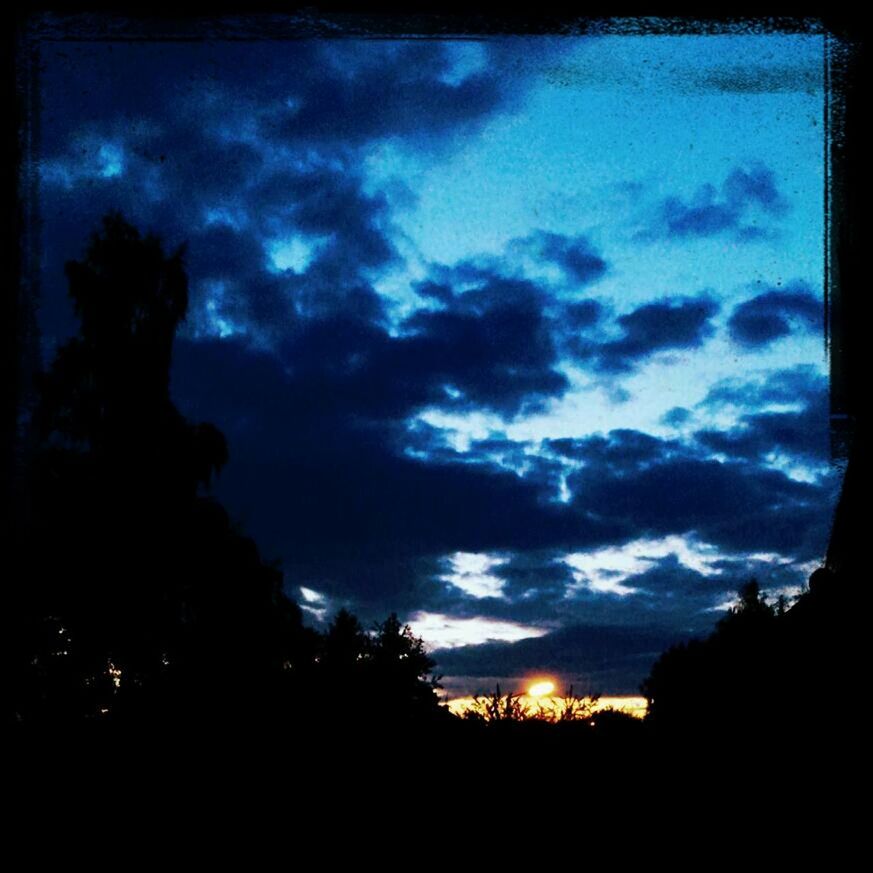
252, 166, 398, 272
527, 231, 608, 286
661, 406, 692, 428
700, 365, 826, 411
693, 64, 823, 94
727, 283, 823, 348
256, 42, 510, 149
694, 381, 829, 466
36, 39, 526, 352
178, 314, 836, 617
640, 164, 788, 242
570, 296, 719, 373
185, 223, 267, 282
564, 299, 603, 329
224, 271, 572, 422
548, 429, 685, 471
433, 623, 686, 694
568, 444, 830, 561
398, 277, 569, 414
167, 335, 835, 683
170, 337, 614, 606
40, 41, 511, 155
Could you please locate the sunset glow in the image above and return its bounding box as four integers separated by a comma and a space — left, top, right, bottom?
528, 680, 556, 697
447, 694, 649, 720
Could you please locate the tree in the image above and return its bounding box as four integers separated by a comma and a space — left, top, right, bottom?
11, 213, 313, 727
310, 610, 443, 726
367, 613, 443, 720
641, 577, 787, 740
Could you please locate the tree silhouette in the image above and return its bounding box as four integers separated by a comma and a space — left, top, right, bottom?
637, 574, 858, 748
10, 213, 314, 727
641, 578, 782, 736
367, 613, 443, 721
310, 609, 443, 726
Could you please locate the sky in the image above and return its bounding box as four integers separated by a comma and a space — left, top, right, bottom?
28, 23, 842, 696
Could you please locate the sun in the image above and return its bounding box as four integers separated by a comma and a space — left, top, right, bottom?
527, 680, 555, 698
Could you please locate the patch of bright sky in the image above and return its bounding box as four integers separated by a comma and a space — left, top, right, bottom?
40, 139, 126, 187
564, 534, 725, 597
563, 534, 819, 603
382, 34, 828, 466
203, 206, 248, 231
190, 280, 245, 341
298, 586, 328, 622
267, 235, 318, 273
98, 143, 124, 177
406, 611, 548, 650
367, 34, 824, 283
708, 581, 806, 613
415, 324, 827, 457
299, 586, 326, 604
440, 552, 508, 599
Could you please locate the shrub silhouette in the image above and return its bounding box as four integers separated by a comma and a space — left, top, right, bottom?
461, 684, 599, 725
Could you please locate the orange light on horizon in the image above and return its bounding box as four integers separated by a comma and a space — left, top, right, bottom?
527, 680, 556, 698
446, 694, 649, 720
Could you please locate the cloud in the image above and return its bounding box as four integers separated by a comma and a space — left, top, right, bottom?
398, 276, 570, 415
439, 552, 508, 599
407, 612, 548, 650
251, 165, 398, 274
692, 63, 823, 94
167, 332, 836, 692
639, 164, 788, 243
35, 39, 530, 352
727, 283, 823, 348
170, 337, 608, 606
700, 364, 826, 412
548, 428, 683, 470
694, 373, 830, 467
661, 406, 692, 428
570, 295, 719, 373
523, 231, 608, 286
258, 42, 509, 149
174, 324, 836, 616
568, 447, 830, 561
563, 299, 604, 329
432, 623, 684, 694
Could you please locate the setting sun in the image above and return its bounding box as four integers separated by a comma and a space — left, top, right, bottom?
527, 680, 556, 698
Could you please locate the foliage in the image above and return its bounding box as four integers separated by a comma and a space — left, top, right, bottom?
10, 213, 316, 726
460, 684, 599, 724
640, 576, 811, 739
461, 685, 529, 723
312, 609, 443, 723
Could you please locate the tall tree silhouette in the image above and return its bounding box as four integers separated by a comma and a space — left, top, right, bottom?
10, 213, 314, 727
310, 609, 444, 726
367, 613, 443, 722
641, 578, 783, 738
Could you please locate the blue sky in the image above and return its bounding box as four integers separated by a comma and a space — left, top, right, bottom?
30, 28, 840, 695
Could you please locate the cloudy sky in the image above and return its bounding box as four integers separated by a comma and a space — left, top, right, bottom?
29, 24, 841, 695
